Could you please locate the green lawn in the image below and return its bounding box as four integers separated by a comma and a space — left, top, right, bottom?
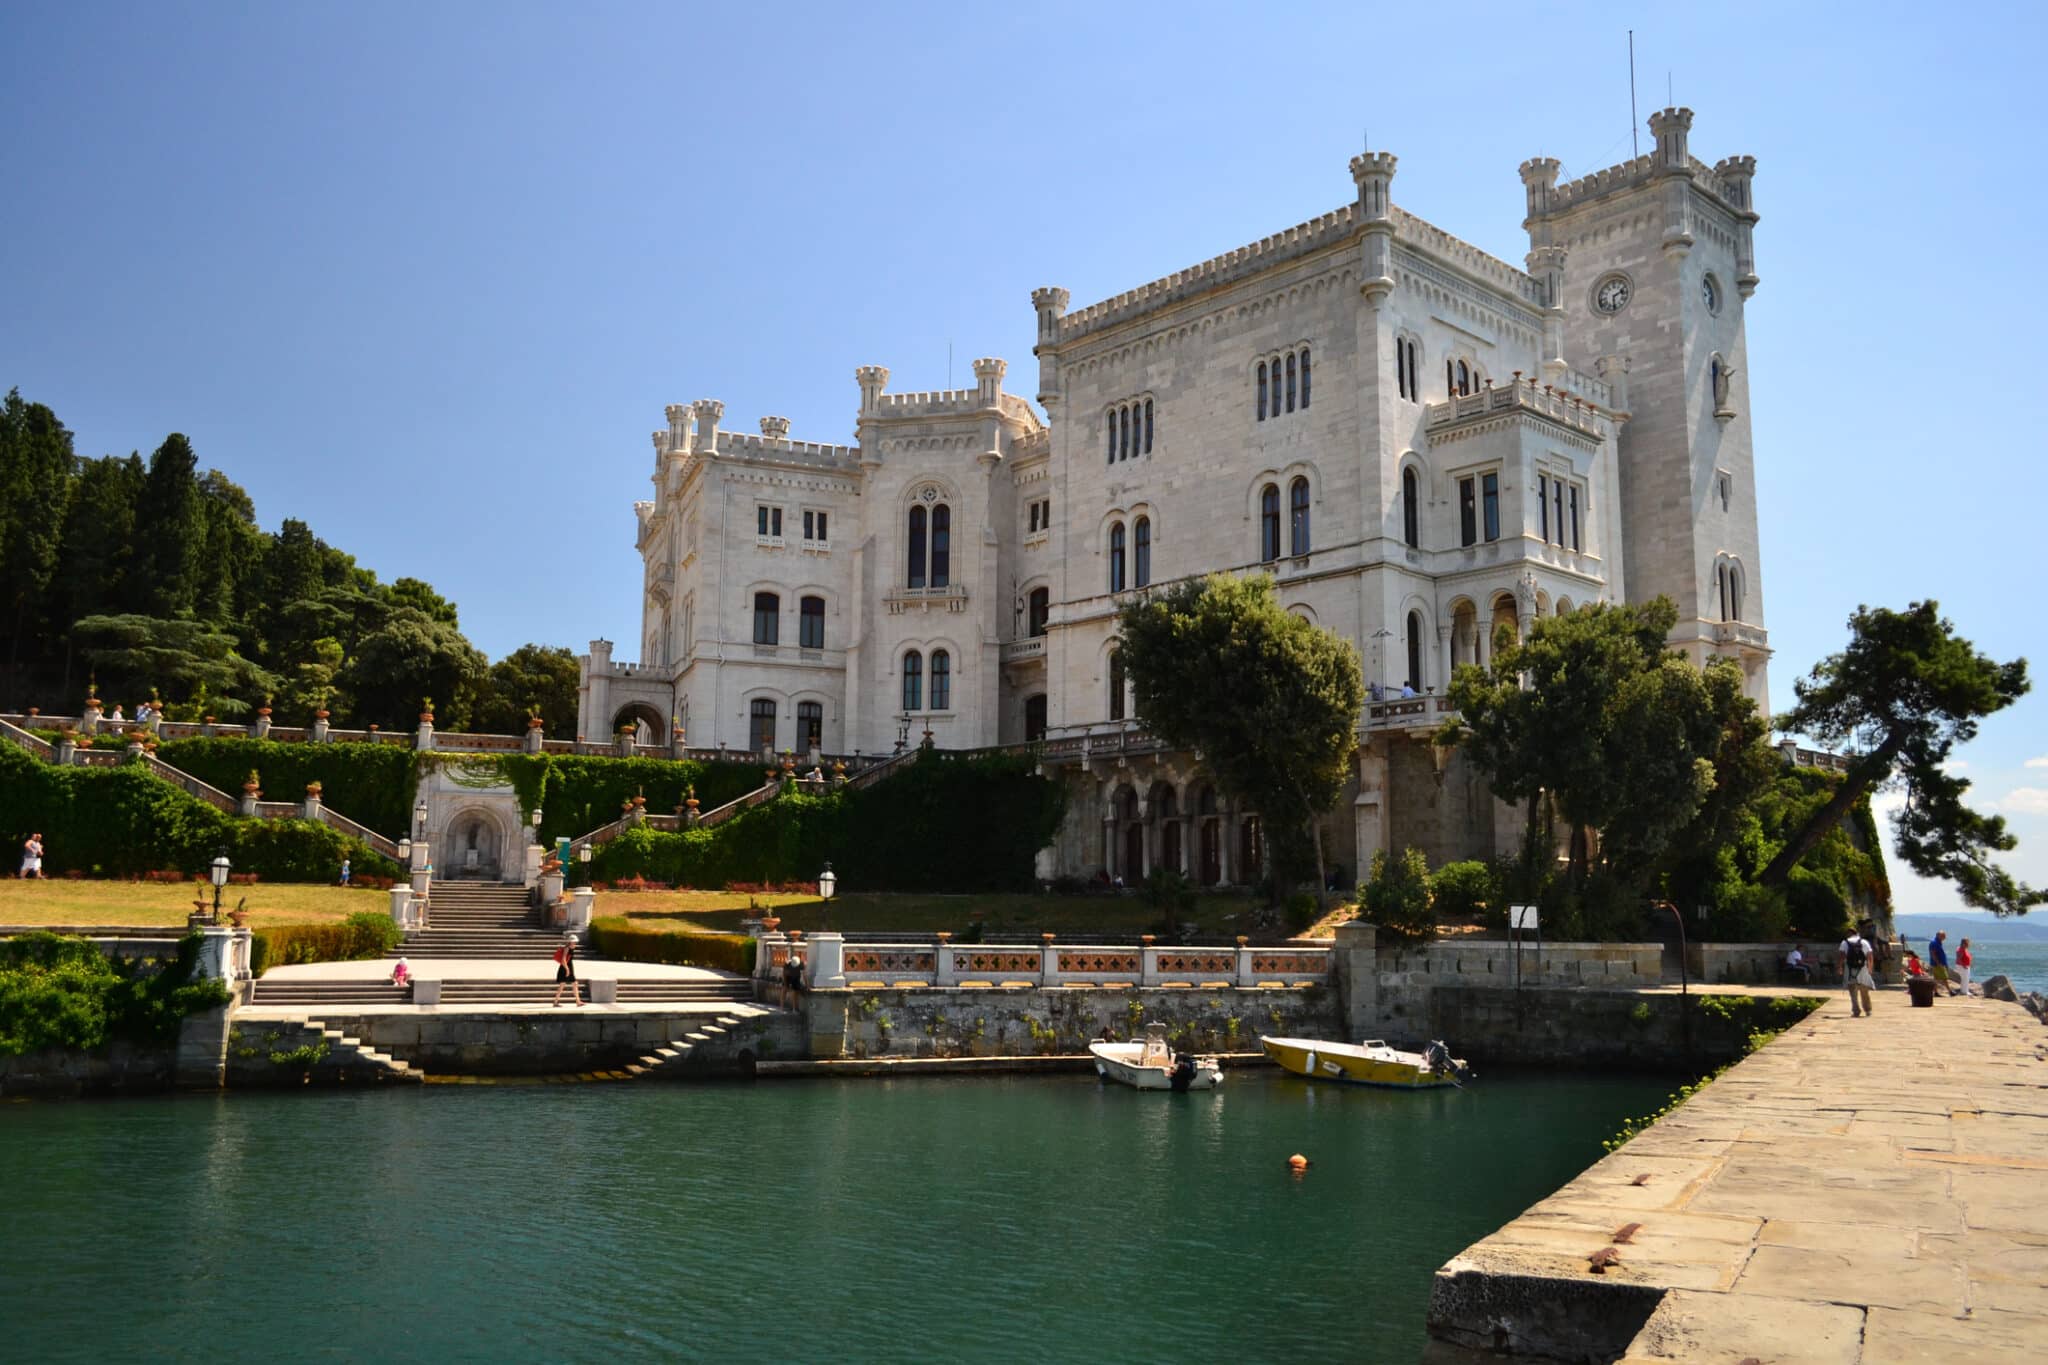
0, 878, 385, 929
605, 889, 1267, 938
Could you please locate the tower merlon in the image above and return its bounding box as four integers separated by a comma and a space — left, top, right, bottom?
1349, 151, 1398, 305
1648, 106, 1694, 172
760, 416, 791, 440
855, 365, 890, 414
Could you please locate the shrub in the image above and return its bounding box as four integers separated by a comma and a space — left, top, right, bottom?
587, 916, 755, 975
250, 912, 404, 976
497, 753, 765, 844
0, 931, 227, 1054
1430, 860, 1496, 923
1360, 847, 1434, 943
156, 737, 418, 837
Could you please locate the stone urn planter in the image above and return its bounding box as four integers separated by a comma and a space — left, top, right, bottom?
548, 898, 569, 927
759, 916, 781, 933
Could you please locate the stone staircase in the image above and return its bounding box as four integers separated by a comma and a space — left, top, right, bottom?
247, 977, 756, 1007
392, 881, 561, 960
621, 1007, 767, 1080
251, 1019, 421, 1084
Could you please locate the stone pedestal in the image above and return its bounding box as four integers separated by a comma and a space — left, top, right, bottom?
410, 840, 431, 873
195, 925, 240, 982
412, 979, 442, 1005
566, 887, 595, 933
1333, 920, 1379, 1041
523, 843, 542, 888
589, 978, 619, 1004
807, 931, 846, 989
524, 723, 544, 754
310, 717, 330, 742
251, 712, 271, 739
540, 870, 564, 908
303, 794, 323, 821
55, 737, 75, 764
82, 702, 103, 734
416, 719, 434, 749
388, 886, 416, 930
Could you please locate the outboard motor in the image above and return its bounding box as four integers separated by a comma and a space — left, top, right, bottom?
1425, 1040, 1469, 1083
1170, 1053, 1198, 1093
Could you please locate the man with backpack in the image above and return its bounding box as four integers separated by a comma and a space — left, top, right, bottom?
1840, 928, 1876, 1017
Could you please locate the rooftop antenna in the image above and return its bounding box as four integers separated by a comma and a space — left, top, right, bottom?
1667, 70, 1673, 107
948, 340, 953, 391
1628, 30, 1639, 159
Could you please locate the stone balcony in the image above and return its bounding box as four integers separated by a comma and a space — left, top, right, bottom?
1362, 695, 1459, 733
1425, 375, 1610, 444
884, 584, 969, 615
1714, 620, 1768, 650
999, 637, 1046, 665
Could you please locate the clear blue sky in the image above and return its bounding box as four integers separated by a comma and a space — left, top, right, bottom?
5, 2, 2043, 918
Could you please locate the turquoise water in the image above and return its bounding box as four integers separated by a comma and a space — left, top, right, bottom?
0, 1069, 1667, 1364
1956, 941, 2047, 994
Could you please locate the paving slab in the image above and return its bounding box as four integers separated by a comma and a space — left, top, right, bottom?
1426, 988, 2048, 1361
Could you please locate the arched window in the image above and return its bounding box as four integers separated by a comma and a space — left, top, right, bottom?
1133, 516, 1151, 587
1289, 477, 1311, 555
750, 698, 777, 751
1446, 358, 1455, 396
1457, 360, 1471, 397
1028, 586, 1050, 637
1106, 413, 1116, 464
1256, 362, 1268, 421
1119, 406, 1130, 461
929, 649, 951, 711
753, 591, 779, 645
1108, 651, 1126, 721
1259, 484, 1280, 562
930, 505, 951, 587
1024, 694, 1048, 741
1402, 467, 1420, 548
797, 700, 823, 751
799, 595, 825, 649
902, 651, 923, 712
1143, 399, 1154, 454
1285, 353, 1297, 412
907, 505, 927, 588
1108, 521, 1127, 592
1405, 610, 1424, 692
1299, 347, 1311, 408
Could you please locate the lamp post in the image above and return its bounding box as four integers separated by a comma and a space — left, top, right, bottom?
818, 861, 837, 932
414, 800, 429, 835
209, 848, 231, 923
577, 843, 592, 887
531, 808, 544, 844
397, 837, 412, 865
1370, 627, 1393, 700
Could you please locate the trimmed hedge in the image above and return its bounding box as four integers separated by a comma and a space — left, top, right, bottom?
497, 753, 766, 844
586, 751, 1065, 893
587, 917, 755, 975
0, 931, 229, 1055
0, 746, 399, 883
157, 737, 417, 838
250, 912, 405, 976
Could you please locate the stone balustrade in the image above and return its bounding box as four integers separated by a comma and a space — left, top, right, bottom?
756, 933, 1332, 991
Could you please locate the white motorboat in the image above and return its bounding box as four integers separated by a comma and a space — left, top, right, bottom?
1088, 1023, 1224, 1091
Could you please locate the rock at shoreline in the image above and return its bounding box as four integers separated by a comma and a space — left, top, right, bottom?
2021, 991, 2047, 1023
1981, 974, 2018, 1003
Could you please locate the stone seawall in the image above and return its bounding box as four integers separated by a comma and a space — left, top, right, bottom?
0, 1041, 177, 1097
1424, 986, 1823, 1071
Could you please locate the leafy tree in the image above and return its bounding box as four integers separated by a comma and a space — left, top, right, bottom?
338, 607, 488, 729
0, 390, 74, 666
387, 576, 460, 625
49, 453, 145, 692
130, 433, 206, 618
1116, 574, 1363, 898
473, 643, 582, 735
194, 470, 264, 627
1764, 602, 2039, 915
71, 614, 277, 713
1441, 598, 1772, 891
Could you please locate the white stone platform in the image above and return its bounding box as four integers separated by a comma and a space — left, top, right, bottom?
262, 958, 729, 981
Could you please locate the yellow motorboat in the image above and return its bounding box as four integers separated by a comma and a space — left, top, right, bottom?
1260, 1035, 1471, 1089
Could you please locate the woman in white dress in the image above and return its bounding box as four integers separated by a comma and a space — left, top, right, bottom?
19, 833, 44, 879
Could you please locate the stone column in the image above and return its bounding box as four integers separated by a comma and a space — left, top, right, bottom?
1101, 814, 1117, 878
1217, 813, 1234, 886
1139, 937, 1160, 987
389, 885, 415, 931
195, 925, 239, 982
934, 935, 958, 987
1236, 936, 1256, 988
1040, 934, 1058, 987
1137, 800, 1155, 881
1333, 920, 1380, 1039
807, 931, 846, 989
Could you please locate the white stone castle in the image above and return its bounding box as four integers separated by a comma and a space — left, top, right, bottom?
580, 108, 1768, 885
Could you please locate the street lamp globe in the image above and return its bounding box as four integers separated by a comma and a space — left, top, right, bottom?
818, 863, 837, 902
397, 837, 412, 862
414, 801, 428, 833
210, 851, 232, 889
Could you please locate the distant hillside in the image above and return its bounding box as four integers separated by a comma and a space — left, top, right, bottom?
1894, 914, 2048, 943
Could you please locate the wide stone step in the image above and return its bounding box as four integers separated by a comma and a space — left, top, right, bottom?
248, 978, 754, 1005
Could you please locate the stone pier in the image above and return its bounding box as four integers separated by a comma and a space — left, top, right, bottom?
1427, 991, 2048, 1362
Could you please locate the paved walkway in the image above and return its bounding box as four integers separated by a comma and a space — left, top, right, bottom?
262, 958, 730, 981
1429, 988, 2048, 1363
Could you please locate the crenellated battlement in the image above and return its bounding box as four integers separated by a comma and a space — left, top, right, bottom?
1387, 207, 1541, 302
1535, 144, 1754, 220
708, 428, 860, 470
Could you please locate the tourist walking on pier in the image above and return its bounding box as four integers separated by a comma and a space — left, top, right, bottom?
552, 934, 583, 1007
1928, 931, 1951, 993
1954, 938, 1974, 996
1840, 928, 1875, 1017
18, 832, 44, 878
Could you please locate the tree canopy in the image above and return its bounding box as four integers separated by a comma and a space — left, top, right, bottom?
1766, 601, 2039, 915
1115, 574, 1362, 895
0, 386, 582, 734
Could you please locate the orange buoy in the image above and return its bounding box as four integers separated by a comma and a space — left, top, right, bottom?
1287, 1153, 1308, 1171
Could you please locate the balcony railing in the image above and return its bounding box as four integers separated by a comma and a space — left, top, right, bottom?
1425, 375, 1608, 442
1000, 637, 1046, 664
1362, 695, 1458, 731
884, 583, 969, 614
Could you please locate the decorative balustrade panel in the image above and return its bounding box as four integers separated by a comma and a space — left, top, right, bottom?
1055, 950, 1141, 978
1251, 950, 1331, 983
948, 949, 1043, 977
434, 731, 523, 752
317, 808, 401, 859
843, 948, 937, 980
0, 717, 54, 759
139, 756, 236, 811
1155, 952, 1237, 978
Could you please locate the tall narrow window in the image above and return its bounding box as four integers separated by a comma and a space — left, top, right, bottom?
1459, 477, 1477, 547
1299, 348, 1311, 408
1028, 586, 1049, 637
1568, 486, 1580, 552
1457, 360, 1471, 397
1257, 363, 1268, 421
799, 595, 825, 649
750, 699, 776, 751
1143, 399, 1154, 454
1538, 474, 1550, 542
1107, 414, 1116, 464
797, 700, 823, 751
1259, 484, 1281, 562
757, 506, 770, 536
753, 592, 779, 645
930, 505, 951, 587
1024, 694, 1048, 741
1553, 480, 1564, 547
901, 652, 923, 712
1289, 477, 1311, 555
1109, 521, 1126, 592
1396, 341, 1409, 399
1283, 353, 1295, 412
1133, 516, 1151, 587
1119, 406, 1130, 461
1108, 652, 1126, 721
1718, 563, 1730, 621
929, 649, 951, 711
907, 506, 927, 588
1406, 611, 1424, 692
1482, 472, 1500, 542
1446, 359, 1456, 396
1402, 467, 1420, 548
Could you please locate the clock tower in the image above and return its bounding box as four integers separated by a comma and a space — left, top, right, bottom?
1522, 108, 1769, 706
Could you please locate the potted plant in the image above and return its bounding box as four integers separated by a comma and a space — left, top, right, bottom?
243, 771, 262, 799
305, 781, 323, 798
684, 785, 699, 815
256, 697, 272, 718
420, 697, 434, 723
527, 706, 545, 730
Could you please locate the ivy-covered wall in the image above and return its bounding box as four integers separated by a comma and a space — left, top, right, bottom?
590, 752, 1065, 892
495, 754, 767, 844
0, 746, 398, 882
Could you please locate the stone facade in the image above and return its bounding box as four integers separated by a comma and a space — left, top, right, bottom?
582, 109, 1768, 877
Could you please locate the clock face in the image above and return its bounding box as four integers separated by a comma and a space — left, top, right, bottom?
1594, 275, 1631, 314
1702, 274, 1721, 313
